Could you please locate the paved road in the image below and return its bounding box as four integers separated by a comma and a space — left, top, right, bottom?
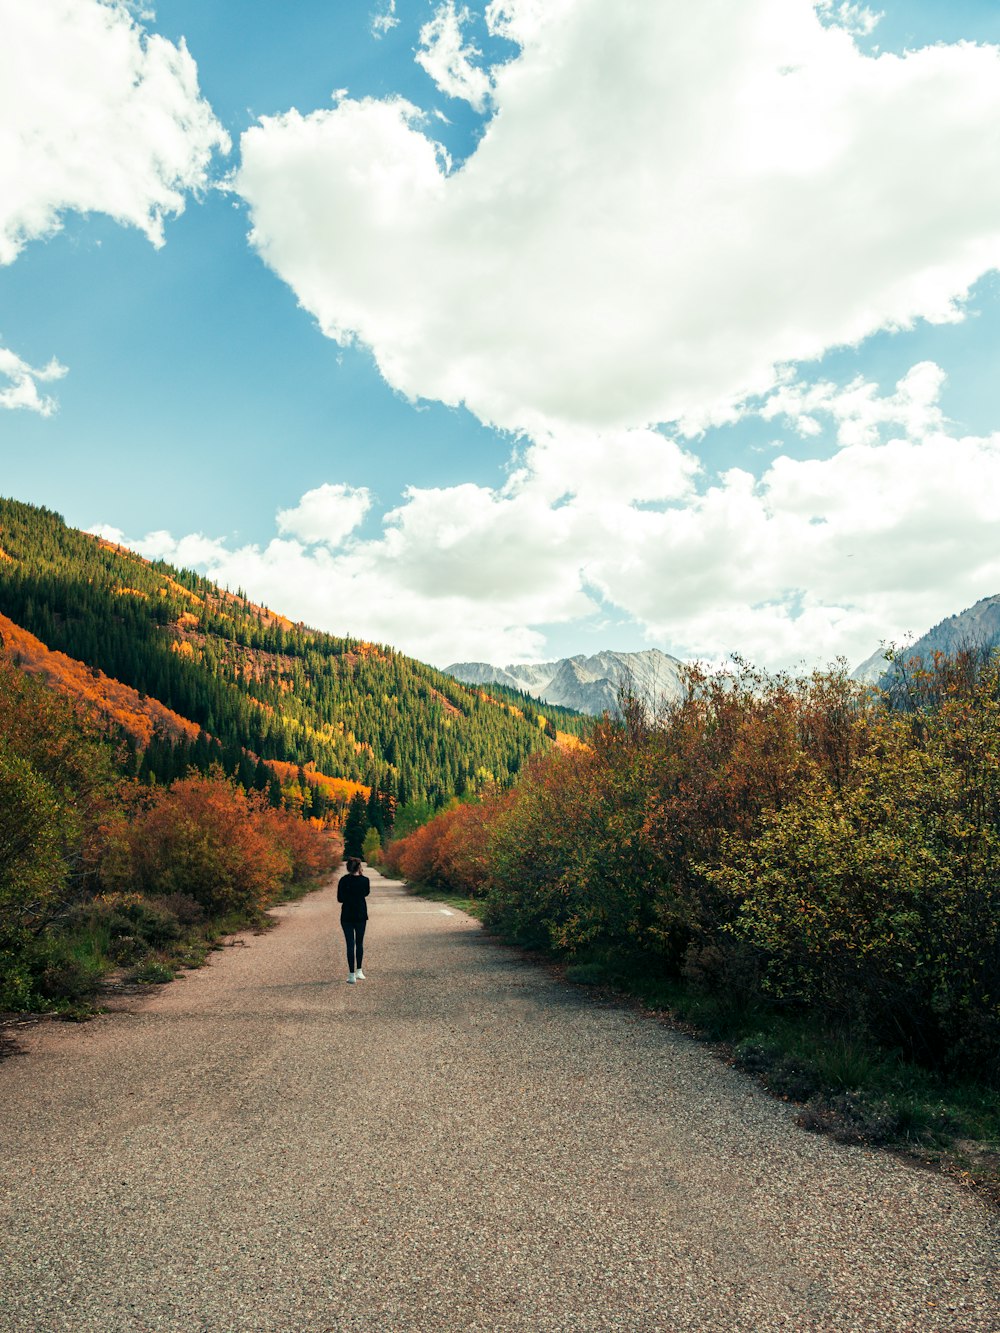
1, 869, 997, 1331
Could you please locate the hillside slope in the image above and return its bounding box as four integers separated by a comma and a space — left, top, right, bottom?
0, 611, 199, 748
0, 497, 553, 807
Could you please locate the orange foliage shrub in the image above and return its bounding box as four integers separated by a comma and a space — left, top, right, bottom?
431, 802, 494, 895
257, 806, 342, 883
106, 770, 337, 915
384, 818, 438, 885
383, 796, 502, 897
0, 650, 120, 889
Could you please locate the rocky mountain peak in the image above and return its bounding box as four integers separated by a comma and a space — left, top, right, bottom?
445, 648, 686, 717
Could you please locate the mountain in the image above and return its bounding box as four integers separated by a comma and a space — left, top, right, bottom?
0, 497, 559, 812
444, 660, 560, 694
446, 649, 686, 717
853, 594, 1000, 683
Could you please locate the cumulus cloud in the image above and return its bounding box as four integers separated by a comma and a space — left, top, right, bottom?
0, 345, 67, 416
371, 1, 399, 38
94, 517, 563, 665
93, 0, 1000, 672
276, 483, 373, 546
416, 2, 494, 110
95, 363, 1000, 672
0, 0, 227, 415
0, 0, 229, 265
584, 364, 1000, 665
236, 0, 1000, 440
760, 361, 947, 447
91, 525, 232, 570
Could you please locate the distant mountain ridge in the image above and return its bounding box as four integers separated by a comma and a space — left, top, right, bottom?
853, 593, 1000, 683
445, 649, 686, 716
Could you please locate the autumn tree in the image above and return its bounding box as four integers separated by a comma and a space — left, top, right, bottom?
110, 771, 292, 915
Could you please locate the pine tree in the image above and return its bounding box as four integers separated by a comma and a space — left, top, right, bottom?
343, 791, 369, 858
366, 783, 385, 837
308, 783, 327, 820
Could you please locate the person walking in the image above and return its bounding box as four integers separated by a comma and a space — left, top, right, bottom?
338, 855, 370, 984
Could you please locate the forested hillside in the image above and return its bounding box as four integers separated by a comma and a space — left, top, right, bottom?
0, 498, 571, 811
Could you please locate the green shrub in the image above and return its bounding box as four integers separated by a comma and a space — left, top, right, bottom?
0, 746, 67, 948
564, 961, 611, 986
713, 688, 1000, 1078
0, 950, 37, 1010
129, 960, 175, 985
28, 929, 107, 1005
362, 826, 383, 864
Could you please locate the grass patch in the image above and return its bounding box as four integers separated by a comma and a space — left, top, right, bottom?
403, 881, 486, 920
731, 1021, 1000, 1145
728, 1019, 1000, 1203
171, 942, 209, 969
127, 960, 175, 985
631, 976, 999, 1158
273, 877, 324, 905
4, 893, 285, 1017
653, 986, 999, 1199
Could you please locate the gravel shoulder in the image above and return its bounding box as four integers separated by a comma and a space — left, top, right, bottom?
1, 868, 997, 1332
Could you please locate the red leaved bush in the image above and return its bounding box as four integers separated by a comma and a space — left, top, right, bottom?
257, 806, 342, 884
382, 795, 501, 896
105, 769, 339, 916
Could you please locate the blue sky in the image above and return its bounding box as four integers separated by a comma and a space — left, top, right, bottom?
3, 0, 1000, 669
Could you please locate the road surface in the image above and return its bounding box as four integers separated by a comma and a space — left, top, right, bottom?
1, 869, 997, 1330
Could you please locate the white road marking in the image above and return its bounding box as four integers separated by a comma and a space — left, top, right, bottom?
440, 909, 454, 916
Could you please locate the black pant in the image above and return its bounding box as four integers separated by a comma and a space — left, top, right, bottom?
342, 920, 366, 972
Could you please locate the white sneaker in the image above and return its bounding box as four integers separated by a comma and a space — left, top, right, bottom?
347, 972, 356, 984
355, 968, 366, 980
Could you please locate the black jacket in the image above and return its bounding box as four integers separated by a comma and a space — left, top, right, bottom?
337, 872, 370, 924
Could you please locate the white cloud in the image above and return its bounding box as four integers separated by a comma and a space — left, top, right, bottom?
511, 427, 700, 506
236, 0, 1000, 441
81, 0, 998, 673
99, 518, 564, 666
0, 345, 67, 416
760, 360, 947, 447
91, 524, 231, 569
371, 1, 399, 38
814, 1, 881, 38
276, 483, 373, 546
0, 0, 229, 265
484, 0, 576, 47
585, 365, 1000, 665
0, 0, 227, 416
416, 3, 494, 111
95, 364, 1000, 673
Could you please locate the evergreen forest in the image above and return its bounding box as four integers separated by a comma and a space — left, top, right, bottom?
0, 497, 585, 817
